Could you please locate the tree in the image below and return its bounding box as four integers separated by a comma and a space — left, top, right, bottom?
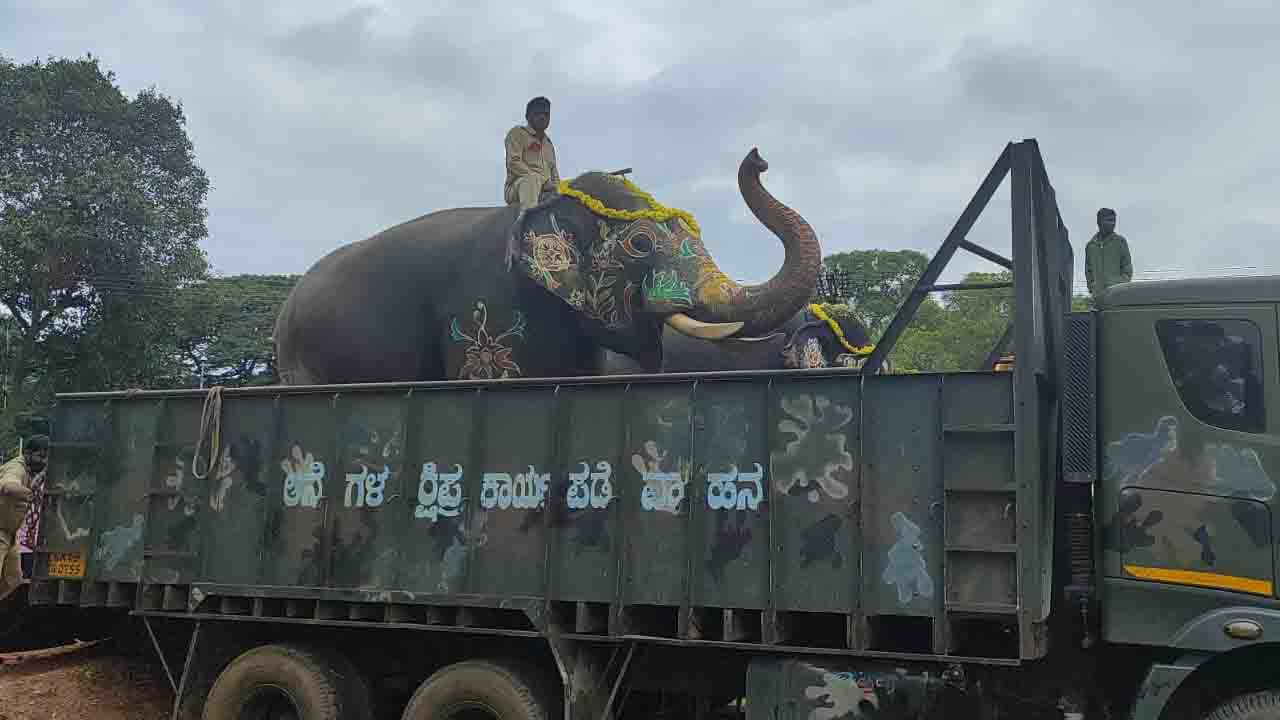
175, 274, 298, 387
885, 271, 1013, 373
0, 54, 209, 415
823, 249, 929, 336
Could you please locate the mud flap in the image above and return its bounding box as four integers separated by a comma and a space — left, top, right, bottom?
1128, 654, 1206, 720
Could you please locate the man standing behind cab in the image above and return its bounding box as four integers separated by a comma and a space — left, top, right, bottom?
0, 434, 48, 601
504, 96, 560, 209
1085, 207, 1133, 299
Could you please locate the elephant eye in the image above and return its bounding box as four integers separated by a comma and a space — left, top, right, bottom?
623, 232, 653, 257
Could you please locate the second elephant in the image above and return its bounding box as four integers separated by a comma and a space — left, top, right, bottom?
602, 304, 893, 374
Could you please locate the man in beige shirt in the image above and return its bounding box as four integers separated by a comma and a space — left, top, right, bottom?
504, 96, 560, 209
0, 434, 47, 601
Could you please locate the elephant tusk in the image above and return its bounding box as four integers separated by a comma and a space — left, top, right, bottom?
728, 332, 786, 344
664, 313, 744, 340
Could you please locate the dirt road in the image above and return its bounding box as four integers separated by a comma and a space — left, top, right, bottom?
0, 643, 172, 720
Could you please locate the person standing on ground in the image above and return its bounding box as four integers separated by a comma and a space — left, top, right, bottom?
504, 96, 560, 209
1085, 207, 1133, 298
17, 462, 46, 578
0, 434, 48, 601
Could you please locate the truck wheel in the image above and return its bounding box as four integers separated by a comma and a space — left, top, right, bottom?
400, 660, 554, 720
203, 643, 373, 720
1206, 690, 1280, 720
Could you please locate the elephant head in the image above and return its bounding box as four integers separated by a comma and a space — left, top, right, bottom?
600, 303, 893, 375
514, 149, 821, 370
779, 303, 878, 370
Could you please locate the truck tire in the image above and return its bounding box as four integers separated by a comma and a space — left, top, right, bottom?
400, 660, 554, 720
1205, 690, 1280, 720
202, 643, 373, 720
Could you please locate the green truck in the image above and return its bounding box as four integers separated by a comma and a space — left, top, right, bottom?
19, 140, 1280, 720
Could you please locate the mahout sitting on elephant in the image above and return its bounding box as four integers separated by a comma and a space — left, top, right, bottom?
274, 149, 822, 384
602, 302, 894, 375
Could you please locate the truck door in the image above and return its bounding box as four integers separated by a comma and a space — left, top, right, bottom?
1100, 302, 1279, 623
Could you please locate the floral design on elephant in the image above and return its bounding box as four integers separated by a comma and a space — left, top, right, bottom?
645, 269, 694, 308
450, 300, 528, 379
591, 220, 624, 272
801, 337, 827, 368
521, 214, 579, 290
581, 273, 625, 329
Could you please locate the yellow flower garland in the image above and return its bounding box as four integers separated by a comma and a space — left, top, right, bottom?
557, 176, 702, 237
809, 303, 875, 355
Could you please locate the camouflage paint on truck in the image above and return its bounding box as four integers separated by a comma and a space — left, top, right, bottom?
31, 366, 1046, 662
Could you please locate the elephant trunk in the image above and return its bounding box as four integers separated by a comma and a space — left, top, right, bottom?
691, 149, 821, 337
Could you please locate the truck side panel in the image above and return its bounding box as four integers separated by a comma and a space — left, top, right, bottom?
37, 371, 1034, 660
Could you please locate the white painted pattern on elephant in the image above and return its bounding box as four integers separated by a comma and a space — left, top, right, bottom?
707, 463, 765, 511
803, 669, 879, 720
95, 513, 145, 573
772, 394, 854, 503
417, 462, 464, 522
281, 445, 326, 509
481, 466, 549, 510
882, 511, 934, 604
568, 461, 614, 510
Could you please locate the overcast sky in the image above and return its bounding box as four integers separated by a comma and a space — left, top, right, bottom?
4, 1, 1279, 294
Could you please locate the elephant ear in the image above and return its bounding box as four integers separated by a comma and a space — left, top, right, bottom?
515, 208, 663, 370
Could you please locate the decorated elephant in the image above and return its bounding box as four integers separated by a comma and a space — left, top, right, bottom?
273, 149, 822, 384
602, 302, 893, 374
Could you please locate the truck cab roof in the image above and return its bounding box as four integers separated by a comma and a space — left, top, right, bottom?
1101, 275, 1280, 307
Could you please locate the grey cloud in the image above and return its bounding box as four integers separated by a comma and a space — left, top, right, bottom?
4, 0, 1279, 292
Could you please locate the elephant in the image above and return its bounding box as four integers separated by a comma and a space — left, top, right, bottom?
273, 149, 823, 384
601, 303, 893, 374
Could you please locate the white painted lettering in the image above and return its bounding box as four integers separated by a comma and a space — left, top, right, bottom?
707, 463, 765, 511
416, 462, 465, 522
344, 464, 391, 508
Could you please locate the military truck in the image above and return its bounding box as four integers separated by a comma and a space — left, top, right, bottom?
20, 140, 1280, 720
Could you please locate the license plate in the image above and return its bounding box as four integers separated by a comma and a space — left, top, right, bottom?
47, 552, 86, 579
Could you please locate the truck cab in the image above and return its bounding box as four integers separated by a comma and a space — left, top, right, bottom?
1097, 276, 1280, 719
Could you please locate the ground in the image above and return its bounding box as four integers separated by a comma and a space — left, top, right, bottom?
0, 643, 173, 720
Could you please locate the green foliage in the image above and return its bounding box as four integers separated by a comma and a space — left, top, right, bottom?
887, 271, 1012, 372
0, 53, 209, 443
176, 274, 298, 387
823, 249, 929, 335
821, 246, 1015, 373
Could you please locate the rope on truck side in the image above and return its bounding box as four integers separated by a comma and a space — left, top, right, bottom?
191, 385, 223, 480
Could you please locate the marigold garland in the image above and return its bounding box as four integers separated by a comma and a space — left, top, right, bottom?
557, 176, 702, 237
809, 303, 875, 355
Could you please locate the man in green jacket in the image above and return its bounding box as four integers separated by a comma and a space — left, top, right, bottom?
1085, 207, 1133, 298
